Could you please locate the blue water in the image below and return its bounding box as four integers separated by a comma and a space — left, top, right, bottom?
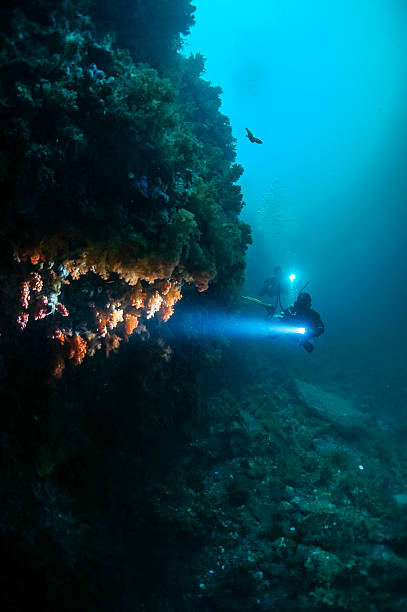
186, 0, 407, 399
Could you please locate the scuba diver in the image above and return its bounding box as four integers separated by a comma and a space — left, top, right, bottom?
258, 266, 290, 312
276, 291, 324, 353
259, 266, 285, 298
242, 287, 324, 353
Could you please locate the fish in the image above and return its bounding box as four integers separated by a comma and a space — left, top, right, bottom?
245, 127, 263, 144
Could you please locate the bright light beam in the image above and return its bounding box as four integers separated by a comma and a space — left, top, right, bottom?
269, 324, 306, 335
169, 309, 307, 340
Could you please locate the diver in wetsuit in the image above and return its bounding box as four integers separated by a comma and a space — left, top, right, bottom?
258, 265, 291, 316
241, 289, 324, 353
259, 266, 289, 299
277, 292, 324, 353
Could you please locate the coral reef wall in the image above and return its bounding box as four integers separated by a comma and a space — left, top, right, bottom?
0, 3, 253, 610
0, 0, 250, 375
89, 0, 196, 67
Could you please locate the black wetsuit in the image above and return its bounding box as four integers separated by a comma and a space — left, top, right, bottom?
278, 306, 324, 352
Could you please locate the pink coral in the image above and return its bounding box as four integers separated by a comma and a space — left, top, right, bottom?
55, 302, 69, 316
34, 296, 48, 320
17, 311, 29, 330
20, 281, 30, 309
30, 272, 43, 293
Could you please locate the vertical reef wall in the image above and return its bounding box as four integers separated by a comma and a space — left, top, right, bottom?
0, 0, 250, 377
0, 1, 251, 609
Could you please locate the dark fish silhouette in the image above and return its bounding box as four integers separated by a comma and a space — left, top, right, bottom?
245, 127, 263, 144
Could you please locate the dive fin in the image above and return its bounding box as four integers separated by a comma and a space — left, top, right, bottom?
241, 295, 276, 316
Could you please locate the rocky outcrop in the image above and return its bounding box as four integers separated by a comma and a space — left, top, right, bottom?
295, 379, 370, 432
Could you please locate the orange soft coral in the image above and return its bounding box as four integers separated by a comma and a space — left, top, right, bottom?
158, 282, 182, 322
146, 291, 163, 320
14, 237, 215, 376
124, 311, 141, 338
30, 252, 41, 265
106, 303, 124, 330
67, 334, 87, 365
128, 282, 146, 309
51, 327, 66, 345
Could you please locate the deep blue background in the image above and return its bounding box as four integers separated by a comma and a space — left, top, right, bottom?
186, 0, 407, 398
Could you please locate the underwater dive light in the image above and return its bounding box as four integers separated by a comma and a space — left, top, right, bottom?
270, 324, 306, 335
289, 274, 296, 282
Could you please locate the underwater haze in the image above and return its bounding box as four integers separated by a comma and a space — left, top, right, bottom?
3, 1, 407, 610
187, 0, 407, 402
